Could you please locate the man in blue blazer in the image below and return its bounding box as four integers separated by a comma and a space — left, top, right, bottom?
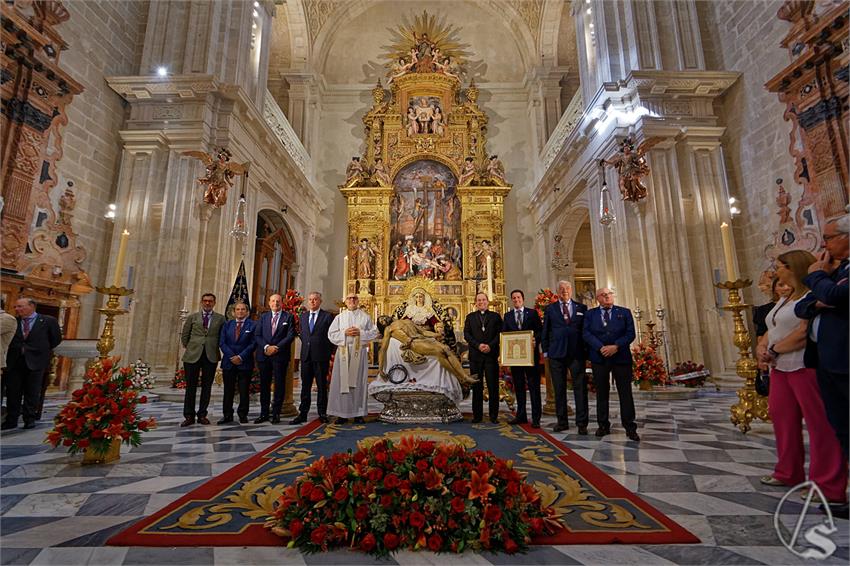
291, 291, 336, 425
542, 280, 587, 433
583, 288, 639, 441
503, 289, 543, 428
795, 217, 848, 462
254, 294, 296, 424
218, 302, 256, 424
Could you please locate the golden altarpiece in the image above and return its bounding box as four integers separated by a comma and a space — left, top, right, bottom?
340, 21, 510, 334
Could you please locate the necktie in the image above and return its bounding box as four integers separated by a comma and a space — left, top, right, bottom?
562, 302, 570, 323
516, 309, 522, 327
309, 312, 316, 333
22, 318, 31, 338
603, 308, 611, 325
272, 312, 280, 333
203, 312, 210, 330
235, 320, 243, 340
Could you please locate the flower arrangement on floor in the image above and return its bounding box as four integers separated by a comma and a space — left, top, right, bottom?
129, 359, 155, 390
669, 361, 710, 388
46, 358, 157, 456
270, 436, 560, 556
281, 289, 306, 333
534, 288, 558, 319
171, 368, 186, 389
631, 343, 668, 387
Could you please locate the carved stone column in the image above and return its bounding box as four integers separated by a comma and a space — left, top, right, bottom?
283, 72, 316, 152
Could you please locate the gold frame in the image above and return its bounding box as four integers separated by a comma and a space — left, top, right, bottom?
500, 330, 534, 367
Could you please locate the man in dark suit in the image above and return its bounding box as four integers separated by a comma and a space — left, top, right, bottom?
464, 292, 502, 423
502, 289, 543, 427
255, 293, 296, 424
181, 293, 226, 427
291, 291, 335, 425
2, 298, 62, 430
541, 280, 587, 433
583, 287, 639, 441
218, 301, 256, 425
795, 217, 848, 461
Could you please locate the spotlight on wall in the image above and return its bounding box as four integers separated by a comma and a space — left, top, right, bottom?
156, 66, 168, 77
104, 203, 117, 220
281, 205, 288, 214
254, 0, 259, 6
728, 197, 741, 217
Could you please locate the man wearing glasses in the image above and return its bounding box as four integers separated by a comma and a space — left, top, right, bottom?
582, 288, 639, 441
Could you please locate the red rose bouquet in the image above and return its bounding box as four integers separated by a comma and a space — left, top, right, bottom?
670, 361, 709, 388
172, 368, 186, 389
534, 288, 558, 319
281, 289, 306, 335
631, 343, 668, 386
46, 358, 157, 456
271, 436, 560, 556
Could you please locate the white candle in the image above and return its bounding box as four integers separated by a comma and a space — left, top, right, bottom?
182, 296, 188, 311
112, 229, 130, 287
343, 255, 349, 299
720, 222, 737, 281
486, 255, 494, 301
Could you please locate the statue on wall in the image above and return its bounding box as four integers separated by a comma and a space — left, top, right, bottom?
371, 157, 392, 187
486, 155, 507, 186
183, 147, 249, 208
355, 238, 377, 279
600, 136, 663, 203
345, 156, 366, 188
458, 157, 477, 186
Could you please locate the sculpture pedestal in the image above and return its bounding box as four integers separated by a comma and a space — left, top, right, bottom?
372, 391, 463, 424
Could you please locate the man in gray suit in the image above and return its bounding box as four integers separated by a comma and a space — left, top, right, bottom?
181, 293, 225, 427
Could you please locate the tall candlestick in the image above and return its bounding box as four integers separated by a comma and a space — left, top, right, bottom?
486, 255, 494, 301
343, 255, 349, 298
720, 222, 737, 281
112, 229, 130, 287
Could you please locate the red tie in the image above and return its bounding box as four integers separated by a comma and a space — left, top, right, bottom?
562, 302, 570, 323
235, 320, 243, 340
22, 318, 31, 338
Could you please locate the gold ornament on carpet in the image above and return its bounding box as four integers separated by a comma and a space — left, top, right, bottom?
183, 147, 249, 208
715, 278, 769, 433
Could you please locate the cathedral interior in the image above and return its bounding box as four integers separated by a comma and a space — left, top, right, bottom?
0, 0, 848, 564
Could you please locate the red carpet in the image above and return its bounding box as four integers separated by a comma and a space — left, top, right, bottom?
108, 419, 698, 546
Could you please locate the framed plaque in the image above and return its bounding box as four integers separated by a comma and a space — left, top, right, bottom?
500, 330, 534, 366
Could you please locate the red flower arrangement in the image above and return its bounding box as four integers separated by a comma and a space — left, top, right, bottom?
46, 358, 157, 456
534, 288, 558, 319
172, 368, 186, 389
631, 343, 668, 386
271, 436, 560, 556
281, 289, 306, 335
670, 361, 709, 388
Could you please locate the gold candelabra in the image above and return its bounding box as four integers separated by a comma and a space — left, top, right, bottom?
95, 286, 134, 359
715, 278, 769, 433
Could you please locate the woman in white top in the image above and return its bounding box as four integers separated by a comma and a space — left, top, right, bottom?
757, 250, 847, 503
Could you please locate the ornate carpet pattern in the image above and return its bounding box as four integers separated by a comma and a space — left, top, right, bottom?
106, 419, 698, 546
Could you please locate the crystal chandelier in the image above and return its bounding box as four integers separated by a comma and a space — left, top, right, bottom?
229, 193, 249, 242
599, 180, 615, 226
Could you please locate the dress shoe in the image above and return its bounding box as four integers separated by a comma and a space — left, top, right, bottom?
471, 417, 482, 424
595, 427, 610, 438
253, 415, 269, 424
270, 415, 281, 424
23, 421, 36, 430
553, 423, 569, 432
577, 426, 588, 435
824, 502, 849, 520
318, 415, 329, 424
217, 417, 233, 425
238, 416, 248, 424
353, 416, 365, 424
507, 417, 527, 425
626, 430, 640, 442
336, 417, 349, 425
197, 417, 211, 425
180, 418, 195, 427
289, 416, 307, 425
530, 421, 540, 429
1, 420, 18, 431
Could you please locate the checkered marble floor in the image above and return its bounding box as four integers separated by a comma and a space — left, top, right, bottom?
1, 390, 848, 565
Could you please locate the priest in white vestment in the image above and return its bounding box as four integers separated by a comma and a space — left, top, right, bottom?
327, 294, 379, 423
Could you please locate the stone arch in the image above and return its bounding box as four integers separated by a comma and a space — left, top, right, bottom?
253, 209, 298, 311
554, 203, 591, 267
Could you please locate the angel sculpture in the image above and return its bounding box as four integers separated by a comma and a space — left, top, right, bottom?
183, 147, 249, 208
600, 136, 663, 202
